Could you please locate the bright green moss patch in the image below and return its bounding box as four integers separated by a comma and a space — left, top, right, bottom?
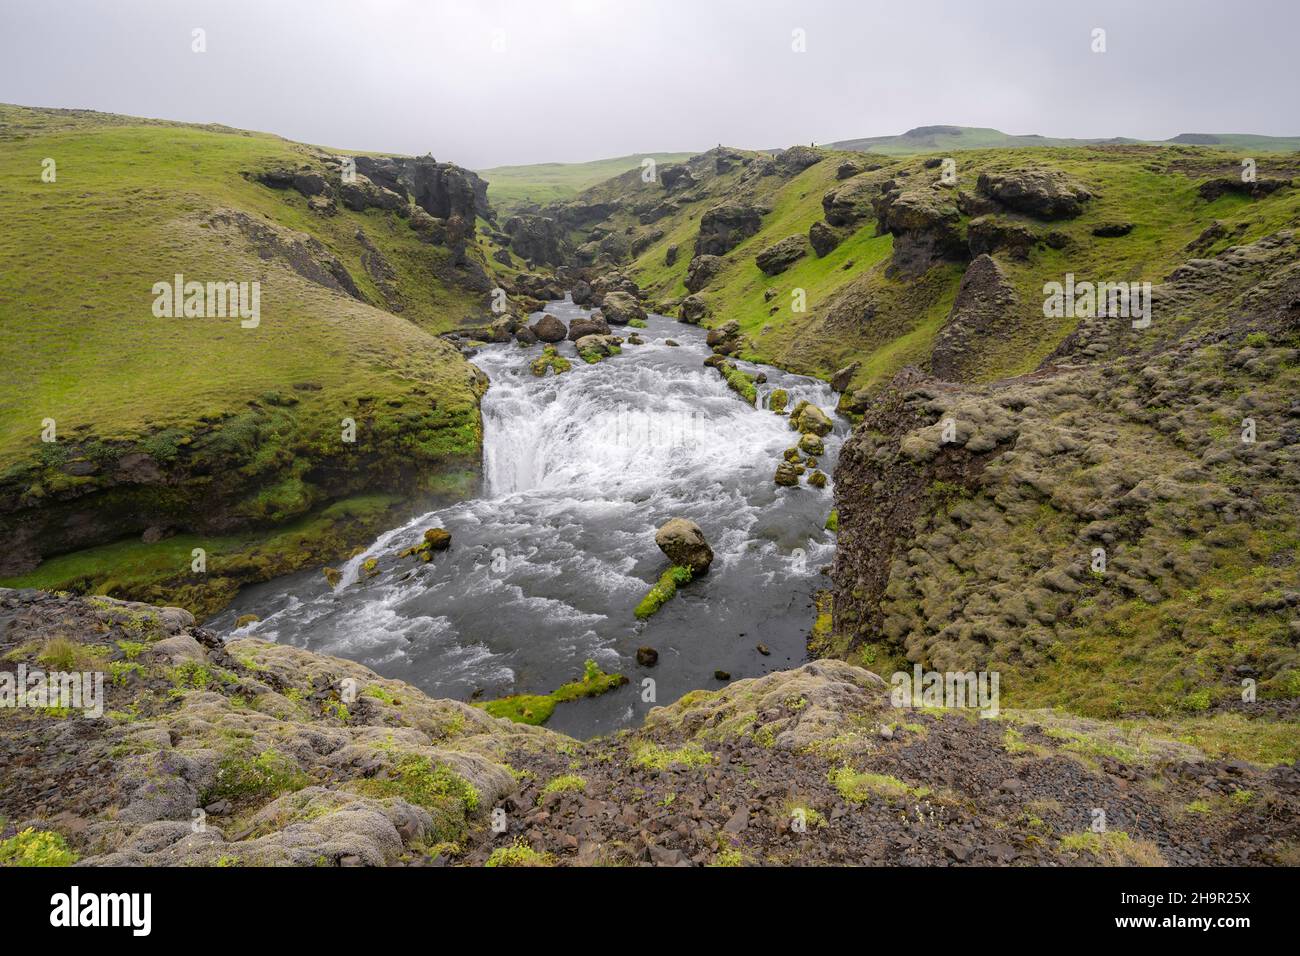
530, 346, 572, 376
824, 509, 838, 532
0, 828, 78, 867
484, 840, 555, 867
478, 659, 628, 726
828, 766, 932, 804
539, 774, 587, 800
720, 363, 758, 405
635, 565, 694, 620
354, 753, 479, 813
631, 741, 716, 771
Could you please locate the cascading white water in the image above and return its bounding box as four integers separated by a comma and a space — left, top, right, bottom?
213, 301, 846, 737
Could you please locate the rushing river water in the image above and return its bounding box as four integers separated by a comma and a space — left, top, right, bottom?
212, 299, 845, 737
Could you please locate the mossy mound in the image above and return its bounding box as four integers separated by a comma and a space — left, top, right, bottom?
477, 659, 628, 726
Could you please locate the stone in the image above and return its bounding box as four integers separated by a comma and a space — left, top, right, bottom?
530, 314, 567, 343
679, 294, 709, 324
600, 291, 646, 325
755, 235, 808, 275
809, 220, 843, 257
684, 254, 723, 293
654, 518, 714, 574
830, 362, 860, 393
976, 169, 1092, 220
636, 647, 659, 667
568, 313, 611, 340
799, 433, 825, 456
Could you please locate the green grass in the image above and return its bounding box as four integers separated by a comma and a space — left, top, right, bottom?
630, 741, 716, 771
478, 659, 627, 725
484, 840, 554, 867
593, 139, 1300, 395
479, 152, 695, 211
828, 766, 932, 804
828, 124, 1300, 156
0, 103, 496, 618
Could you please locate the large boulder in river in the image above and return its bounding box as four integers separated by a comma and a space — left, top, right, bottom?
654, 518, 714, 575
599, 291, 646, 325
568, 312, 611, 340
790, 401, 832, 436
530, 313, 567, 343
571, 279, 594, 305
705, 319, 742, 355
575, 334, 622, 364
755, 235, 808, 275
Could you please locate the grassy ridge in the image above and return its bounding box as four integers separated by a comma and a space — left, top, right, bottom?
479, 152, 695, 211
827, 124, 1300, 155
0, 104, 496, 616
598, 143, 1300, 393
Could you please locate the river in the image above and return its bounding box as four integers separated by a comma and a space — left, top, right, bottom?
211, 298, 845, 738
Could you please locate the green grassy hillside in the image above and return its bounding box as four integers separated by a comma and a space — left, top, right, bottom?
573, 143, 1299, 399
479, 152, 695, 211
827, 124, 1300, 155
0, 105, 506, 616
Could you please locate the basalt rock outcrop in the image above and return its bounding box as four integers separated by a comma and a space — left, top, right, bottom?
975, 169, 1092, 220
695, 203, 765, 256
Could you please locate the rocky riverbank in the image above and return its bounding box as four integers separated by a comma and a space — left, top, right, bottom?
3, 589, 1296, 866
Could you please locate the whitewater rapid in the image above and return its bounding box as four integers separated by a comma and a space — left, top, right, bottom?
212, 300, 846, 737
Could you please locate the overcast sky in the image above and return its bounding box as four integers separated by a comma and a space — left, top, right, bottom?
3, 0, 1297, 168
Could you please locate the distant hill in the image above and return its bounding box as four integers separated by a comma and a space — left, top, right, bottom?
479, 152, 696, 211
826, 125, 1300, 155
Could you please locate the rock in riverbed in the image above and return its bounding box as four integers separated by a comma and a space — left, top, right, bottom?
654, 518, 714, 575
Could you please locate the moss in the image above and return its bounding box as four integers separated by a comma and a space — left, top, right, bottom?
203, 748, 309, 805
530, 346, 572, 376
484, 840, 555, 867
768, 388, 789, 414
634, 565, 694, 620
169, 661, 232, 691
720, 363, 758, 405
538, 774, 587, 800
630, 741, 716, 771
783, 800, 828, 829
824, 509, 838, 532
828, 766, 932, 804
478, 659, 627, 726
0, 828, 78, 867
708, 848, 745, 867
